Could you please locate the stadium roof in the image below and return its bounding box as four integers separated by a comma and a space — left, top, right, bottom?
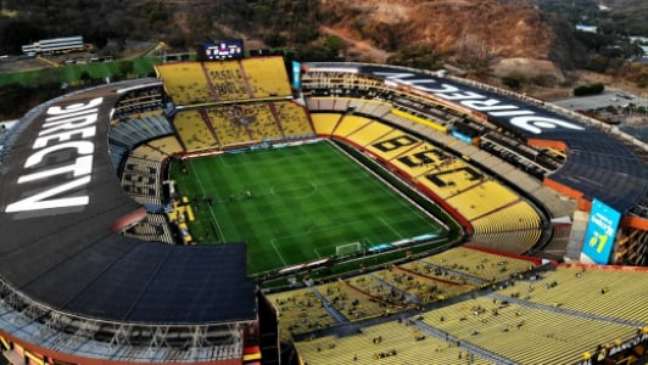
306, 62, 648, 212
0, 81, 256, 325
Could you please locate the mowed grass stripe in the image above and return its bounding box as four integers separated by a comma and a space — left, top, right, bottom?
170, 142, 444, 274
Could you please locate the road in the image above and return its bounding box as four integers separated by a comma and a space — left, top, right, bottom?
555, 89, 648, 111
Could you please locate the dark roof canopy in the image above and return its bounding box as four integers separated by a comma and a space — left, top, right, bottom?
0, 83, 256, 325
308, 62, 648, 212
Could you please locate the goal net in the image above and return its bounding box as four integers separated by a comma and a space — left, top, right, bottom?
335, 241, 364, 257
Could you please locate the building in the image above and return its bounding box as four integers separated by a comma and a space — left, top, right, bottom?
0, 80, 260, 365
21, 36, 84, 56
575, 24, 598, 34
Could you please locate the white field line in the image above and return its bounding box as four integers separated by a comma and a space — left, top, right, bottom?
189, 162, 227, 242
380, 216, 403, 239
270, 239, 288, 266
327, 140, 449, 231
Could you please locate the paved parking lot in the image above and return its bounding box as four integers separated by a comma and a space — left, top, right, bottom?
556, 89, 648, 111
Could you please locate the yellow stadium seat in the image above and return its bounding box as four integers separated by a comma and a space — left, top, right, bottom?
131, 144, 166, 161
206, 107, 251, 147
205, 103, 286, 146
446, 181, 519, 220
390, 108, 448, 133
173, 110, 219, 152
498, 266, 648, 324
203, 61, 250, 101
311, 113, 343, 136
275, 102, 313, 138
158, 59, 291, 105
248, 104, 283, 141
147, 136, 185, 155
472, 201, 541, 235
296, 321, 495, 365
421, 296, 636, 365
415, 160, 485, 199
345, 121, 394, 148
364, 131, 421, 161
391, 143, 457, 178
422, 246, 535, 283
242, 57, 292, 98
332, 115, 374, 139
266, 288, 337, 341
385, 264, 475, 301
318, 280, 393, 321
156, 63, 212, 105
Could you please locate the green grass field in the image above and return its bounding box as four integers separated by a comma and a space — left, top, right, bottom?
0, 57, 162, 87
170, 141, 446, 274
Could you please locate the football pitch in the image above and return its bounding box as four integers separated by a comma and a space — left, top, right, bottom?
169, 141, 446, 274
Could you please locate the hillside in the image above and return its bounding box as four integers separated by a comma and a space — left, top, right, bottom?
601, 0, 648, 35
320, 0, 584, 73
535, 0, 648, 36
601, 0, 648, 11
0, 0, 583, 69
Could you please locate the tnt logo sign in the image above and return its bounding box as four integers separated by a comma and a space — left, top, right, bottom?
588, 230, 610, 254
581, 199, 622, 265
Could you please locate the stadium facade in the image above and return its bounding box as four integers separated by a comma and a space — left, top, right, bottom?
0, 55, 647, 365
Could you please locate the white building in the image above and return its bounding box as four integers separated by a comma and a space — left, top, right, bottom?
22, 36, 84, 56
629, 37, 648, 57
576, 24, 598, 34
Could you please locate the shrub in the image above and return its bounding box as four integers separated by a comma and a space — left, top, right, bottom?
573, 83, 605, 96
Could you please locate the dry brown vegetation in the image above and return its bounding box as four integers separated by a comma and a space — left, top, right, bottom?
319, 0, 581, 67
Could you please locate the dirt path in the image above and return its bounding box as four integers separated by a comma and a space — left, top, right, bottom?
320, 25, 391, 63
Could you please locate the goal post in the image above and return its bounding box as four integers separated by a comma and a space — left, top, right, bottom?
335, 241, 365, 258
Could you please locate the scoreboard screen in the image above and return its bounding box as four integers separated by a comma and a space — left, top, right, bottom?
202, 40, 244, 61
292, 61, 302, 90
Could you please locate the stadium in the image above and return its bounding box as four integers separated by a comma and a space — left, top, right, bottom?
0, 43, 648, 365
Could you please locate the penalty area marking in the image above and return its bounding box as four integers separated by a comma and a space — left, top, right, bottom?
267, 217, 375, 265
379, 216, 403, 239
270, 239, 288, 266
189, 161, 227, 243
327, 140, 448, 232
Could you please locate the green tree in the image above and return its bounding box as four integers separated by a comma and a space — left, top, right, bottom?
264, 32, 287, 48
292, 24, 319, 44
502, 76, 523, 90
573, 83, 605, 97
387, 45, 443, 70
0, 19, 44, 54
80, 71, 92, 85
323, 35, 346, 57
118, 60, 134, 77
